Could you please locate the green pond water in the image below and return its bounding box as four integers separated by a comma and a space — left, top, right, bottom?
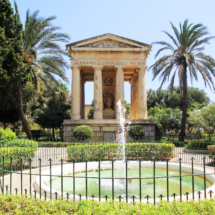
50, 166, 213, 199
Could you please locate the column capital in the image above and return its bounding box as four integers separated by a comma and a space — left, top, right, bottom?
137, 66, 148, 71
92, 66, 103, 71
115, 66, 125, 70
70, 66, 81, 70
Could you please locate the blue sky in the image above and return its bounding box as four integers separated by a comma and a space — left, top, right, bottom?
13, 0, 215, 104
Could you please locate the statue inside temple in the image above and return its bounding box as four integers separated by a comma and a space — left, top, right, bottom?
103, 91, 113, 109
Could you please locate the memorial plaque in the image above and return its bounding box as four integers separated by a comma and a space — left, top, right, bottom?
104, 132, 115, 142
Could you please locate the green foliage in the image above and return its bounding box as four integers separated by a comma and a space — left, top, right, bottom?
0, 0, 31, 125
128, 125, 145, 140
73, 125, 93, 141
148, 106, 182, 132
0, 128, 17, 141
187, 103, 215, 137
186, 138, 214, 150
125, 101, 130, 118
147, 87, 210, 110
149, 19, 215, 140
67, 142, 174, 161
87, 107, 94, 119
19, 7, 70, 88
208, 145, 215, 159
0, 139, 38, 167
1, 194, 215, 214
34, 99, 70, 130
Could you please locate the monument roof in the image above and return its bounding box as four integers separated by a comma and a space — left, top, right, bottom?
66, 33, 152, 49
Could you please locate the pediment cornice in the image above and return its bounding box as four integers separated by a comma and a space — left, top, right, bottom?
66, 33, 151, 52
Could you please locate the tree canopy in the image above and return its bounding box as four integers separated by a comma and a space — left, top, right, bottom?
147, 87, 210, 110
0, 0, 31, 126
149, 19, 215, 140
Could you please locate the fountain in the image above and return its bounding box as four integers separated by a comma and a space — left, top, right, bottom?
33, 101, 215, 202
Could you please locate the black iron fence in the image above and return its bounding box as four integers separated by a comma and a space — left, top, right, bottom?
0, 139, 215, 204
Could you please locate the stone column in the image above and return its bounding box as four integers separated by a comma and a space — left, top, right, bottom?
130, 78, 134, 119
115, 67, 125, 118
81, 80, 85, 119
71, 66, 81, 119
93, 67, 103, 119
138, 66, 148, 119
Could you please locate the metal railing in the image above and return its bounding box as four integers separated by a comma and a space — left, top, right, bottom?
0, 139, 215, 204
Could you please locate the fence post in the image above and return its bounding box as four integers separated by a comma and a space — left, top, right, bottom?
203, 157, 206, 199
104, 195, 109, 202
191, 157, 195, 200
112, 160, 114, 201
73, 159, 76, 201
179, 158, 182, 202
29, 157, 33, 196
20, 157, 23, 195
10, 156, 13, 195
49, 158, 52, 200
166, 159, 169, 202
38, 158, 42, 199
153, 159, 156, 205
139, 159, 141, 202
125, 160, 128, 203
85, 159, 88, 200
98, 160, 101, 202
60, 159, 64, 199
2, 155, 5, 194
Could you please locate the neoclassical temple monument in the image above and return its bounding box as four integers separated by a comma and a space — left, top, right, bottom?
63, 34, 155, 141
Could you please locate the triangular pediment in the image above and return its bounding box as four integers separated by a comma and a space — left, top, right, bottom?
79, 39, 138, 48
66, 33, 151, 50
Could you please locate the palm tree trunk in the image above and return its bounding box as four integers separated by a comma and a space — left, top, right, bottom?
17, 85, 33, 139
179, 67, 188, 141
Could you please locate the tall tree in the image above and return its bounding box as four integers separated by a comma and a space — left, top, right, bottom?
14, 3, 70, 138
15, 4, 70, 88
0, 0, 32, 138
149, 19, 215, 140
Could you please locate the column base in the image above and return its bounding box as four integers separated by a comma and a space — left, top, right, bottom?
93, 111, 103, 119
138, 109, 147, 119
71, 114, 81, 119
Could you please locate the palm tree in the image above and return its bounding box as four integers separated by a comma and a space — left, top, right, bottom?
149, 19, 215, 141
15, 3, 70, 139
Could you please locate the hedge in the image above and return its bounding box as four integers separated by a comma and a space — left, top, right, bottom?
67, 142, 175, 161
186, 139, 214, 150
0, 128, 16, 141
0, 195, 215, 214
208, 145, 215, 159
0, 140, 38, 167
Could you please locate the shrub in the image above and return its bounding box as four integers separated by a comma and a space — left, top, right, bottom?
0, 128, 17, 141
67, 142, 174, 161
208, 145, 215, 159
185, 139, 214, 150
73, 125, 92, 141
0, 195, 215, 214
0, 139, 38, 168
128, 125, 145, 140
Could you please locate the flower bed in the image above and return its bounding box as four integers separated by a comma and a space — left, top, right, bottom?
67, 142, 175, 161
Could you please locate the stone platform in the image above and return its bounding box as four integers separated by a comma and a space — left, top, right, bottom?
63, 119, 155, 142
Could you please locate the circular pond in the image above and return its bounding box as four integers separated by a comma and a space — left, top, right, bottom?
35, 161, 215, 202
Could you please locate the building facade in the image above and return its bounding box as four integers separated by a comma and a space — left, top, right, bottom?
63, 33, 155, 141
